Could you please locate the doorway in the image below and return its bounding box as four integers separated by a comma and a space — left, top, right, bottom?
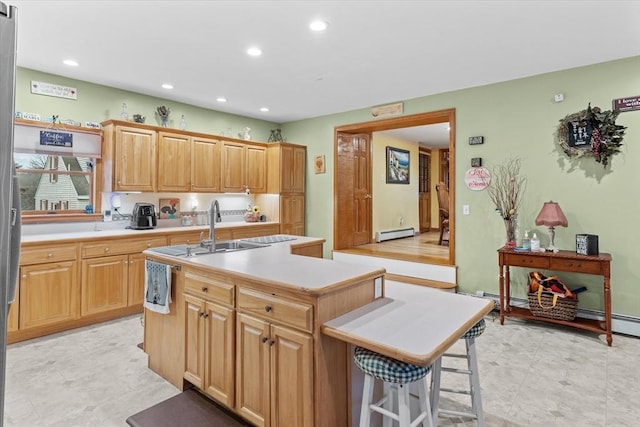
333, 109, 456, 265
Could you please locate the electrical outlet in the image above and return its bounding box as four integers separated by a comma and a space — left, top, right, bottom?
463, 205, 470, 215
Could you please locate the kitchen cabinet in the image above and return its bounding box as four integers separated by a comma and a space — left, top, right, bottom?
191, 136, 221, 193
169, 229, 232, 246
183, 269, 235, 407
235, 287, 313, 427
157, 131, 191, 192
7, 294, 18, 332
230, 224, 279, 240
104, 123, 157, 192
222, 141, 267, 193
280, 195, 305, 236
267, 143, 306, 235
18, 244, 79, 330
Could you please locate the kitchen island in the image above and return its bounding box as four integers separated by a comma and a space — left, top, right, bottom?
143, 235, 385, 427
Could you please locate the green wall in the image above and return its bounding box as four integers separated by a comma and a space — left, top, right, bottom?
15, 57, 640, 318
282, 56, 640, 317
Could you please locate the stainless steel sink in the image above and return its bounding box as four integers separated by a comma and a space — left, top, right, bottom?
150, 240, 268, 257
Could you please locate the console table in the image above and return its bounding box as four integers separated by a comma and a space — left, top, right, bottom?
497, 247, 613, 346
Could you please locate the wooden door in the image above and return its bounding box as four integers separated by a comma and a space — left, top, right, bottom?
270, 324, 313, 427
419, 151, 431, 232
204, 301, 235, 407
221, 142, 245, 192
114, 126, 156, 192
157, 132, 191, 191
19, 261, 78, 329
81, 255, 128, 316
184, 294, 205, 389
236, 313, 270, 427
127, 253, 146, 307
335, 133, 371, 249
246, 145, 267, 193
191, 137, 221, 192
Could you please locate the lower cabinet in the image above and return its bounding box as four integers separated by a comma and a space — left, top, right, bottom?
81, 255, 128, 316
280, 195, 304, 236
7, 294, 18, 332
184, 294, 235, 408
236, 312, 313, 427
127, 252, 147, 307
19, 261, 79, 329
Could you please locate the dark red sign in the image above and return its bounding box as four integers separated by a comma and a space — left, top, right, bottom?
612, 96, 640, 112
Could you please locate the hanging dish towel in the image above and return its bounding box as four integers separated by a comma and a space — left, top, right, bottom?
144, 260, 172, 314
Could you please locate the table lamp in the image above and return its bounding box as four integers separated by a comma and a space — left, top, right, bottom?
535, 201, 568, 252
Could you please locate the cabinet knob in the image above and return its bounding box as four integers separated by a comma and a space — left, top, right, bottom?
268, 339, 275, 346
201, 287, 208, 293
202, 313, 208, 319
105, 247, 110, 252
264, 305, 272, 312
47, 253, 53, 258
261, 336, 269, 343
147, 243, 151, 248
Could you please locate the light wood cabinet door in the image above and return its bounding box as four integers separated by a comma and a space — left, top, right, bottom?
419, 192, 431, 232
113, 126, 157, 192
184, 294, 205, 389
127, 253, 146, 307
204, 301, 235, 407
221, 142, 245, 193
81, 255, 128, 316
7, 294, 18, 332
280, 195, 305, 236
191, 137, 221, 192
270, 324, 313, 427
19, 261, 78, 329
158, 132, 191, 192
281, 145, 306, 193
246, 145, 267, 193
236, 313, 270, 427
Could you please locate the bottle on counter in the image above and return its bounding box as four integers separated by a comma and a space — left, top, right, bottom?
523, 230, 531, 251
530, 233, 540, 252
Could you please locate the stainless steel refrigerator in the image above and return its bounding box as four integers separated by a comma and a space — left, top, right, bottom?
0, 2, 20, 424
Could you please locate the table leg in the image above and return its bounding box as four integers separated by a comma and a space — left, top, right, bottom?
498, 264, 505, 324
505, 267, 511, 313
604, 276, 612, 346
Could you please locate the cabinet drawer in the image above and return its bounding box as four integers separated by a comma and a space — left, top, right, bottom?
550, 258, 602, 274
20, 244, 77, 265
169, 232, 205, 246
82, 236, 167, 258
237, 287, 313, 332
503, 254, 550, 269
184, 269, 234, 306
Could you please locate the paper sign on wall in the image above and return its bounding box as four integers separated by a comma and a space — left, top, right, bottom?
31, 80, 78, 100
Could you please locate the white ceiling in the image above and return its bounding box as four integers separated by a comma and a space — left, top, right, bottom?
7, 0, 640, 147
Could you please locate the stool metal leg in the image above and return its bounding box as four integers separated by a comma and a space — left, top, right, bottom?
466, 338, 485, 427
360, 374, 375, 427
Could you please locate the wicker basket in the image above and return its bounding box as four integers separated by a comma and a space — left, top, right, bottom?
527, 291, 578, 321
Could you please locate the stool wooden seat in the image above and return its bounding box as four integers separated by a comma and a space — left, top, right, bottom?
354, 346, 434, 427
431, 318, 486, 426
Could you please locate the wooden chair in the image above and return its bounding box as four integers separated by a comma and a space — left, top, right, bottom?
436, 182, 449, 245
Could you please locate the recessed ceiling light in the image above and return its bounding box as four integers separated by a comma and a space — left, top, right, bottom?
216, 97, 227, 103
260, 107, 269, 112
63, 59, 79, 67
161, 83, 174, 89
247, 47, 262, 57
309, 20, 328, 32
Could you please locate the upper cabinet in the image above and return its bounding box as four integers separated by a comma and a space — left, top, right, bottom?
267, 143, 306, 194
191, 136, 222, 193
158, 131, 191, 192
221, 141, 267, 194
104, 123, 157, 192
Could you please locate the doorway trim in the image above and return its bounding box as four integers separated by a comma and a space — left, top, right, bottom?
334, 108, 456, 265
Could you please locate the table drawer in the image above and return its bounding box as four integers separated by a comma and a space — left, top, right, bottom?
550, 258, 602, 274
20, 244, 77, 264
184, 269, 234, 306
504, 254, 550, 269
237, 287, 313, 332
82, 236, 167, 257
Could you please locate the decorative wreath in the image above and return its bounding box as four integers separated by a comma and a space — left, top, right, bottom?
557, 103, 627, 168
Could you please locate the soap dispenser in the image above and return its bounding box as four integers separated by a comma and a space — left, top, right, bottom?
523, 231, 531, 251
530, 233, 540, 252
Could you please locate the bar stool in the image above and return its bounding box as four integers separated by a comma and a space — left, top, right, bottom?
354, 346, 434, 427
430, 318, 486, 427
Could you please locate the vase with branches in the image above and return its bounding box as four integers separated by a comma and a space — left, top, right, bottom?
485, 158, 527, 248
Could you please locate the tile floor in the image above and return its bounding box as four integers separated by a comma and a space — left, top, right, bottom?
4, 299, 640, 426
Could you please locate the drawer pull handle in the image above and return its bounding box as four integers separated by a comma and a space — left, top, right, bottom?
264, 305, 272, 312
261, 336, 269, 343
201, 287, 208, 292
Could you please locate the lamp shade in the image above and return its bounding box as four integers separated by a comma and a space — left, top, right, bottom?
535, 201, 568, 227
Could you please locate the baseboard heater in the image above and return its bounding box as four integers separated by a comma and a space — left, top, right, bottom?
375, 227, 415, 243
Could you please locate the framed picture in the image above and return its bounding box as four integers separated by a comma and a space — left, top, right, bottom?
314, 155, 326, 174
386, 146, 410, 184
159, 198, 180, 219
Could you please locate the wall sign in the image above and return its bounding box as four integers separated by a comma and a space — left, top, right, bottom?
612, 95, 640, 112
371, 102, 403, 118
40, 130, 73, 148
468, 136, 484, 145
31, 80, 78, 100
464, 167, 490, 191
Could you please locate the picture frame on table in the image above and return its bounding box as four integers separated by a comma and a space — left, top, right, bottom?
386, 146, 410, 184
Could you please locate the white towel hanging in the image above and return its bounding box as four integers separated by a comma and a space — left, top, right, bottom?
144, 260, 172, 314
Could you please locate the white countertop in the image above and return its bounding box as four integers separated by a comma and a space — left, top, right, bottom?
144, 236, 385, 295
20, 221, 279, 243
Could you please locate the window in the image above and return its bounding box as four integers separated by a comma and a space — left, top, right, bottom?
15, 153, 94, 214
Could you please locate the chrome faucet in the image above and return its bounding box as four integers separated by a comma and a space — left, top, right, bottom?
206, 199, 221, 252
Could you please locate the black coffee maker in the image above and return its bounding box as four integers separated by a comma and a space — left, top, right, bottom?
131, 203, 157, 229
